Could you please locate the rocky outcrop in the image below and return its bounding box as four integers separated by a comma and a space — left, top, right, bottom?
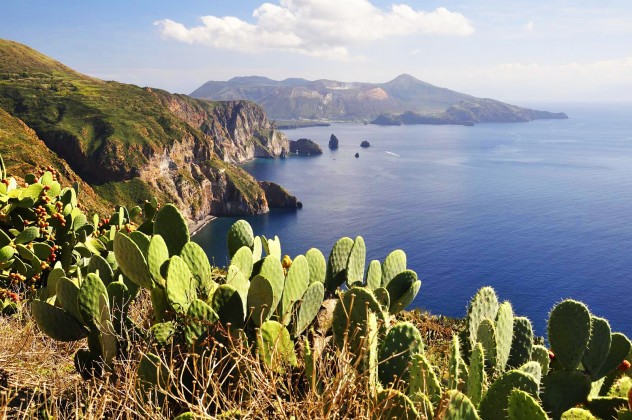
360, 140, 371, 148
329, 134, 339, 149
289, 138, 323, 156
258, 181, 302, 209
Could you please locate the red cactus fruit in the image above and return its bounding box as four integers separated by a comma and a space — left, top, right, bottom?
617, 359, 631, 371
548, 351, 555, 361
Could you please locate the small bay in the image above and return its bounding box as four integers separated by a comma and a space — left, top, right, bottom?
194, 103, 632, 337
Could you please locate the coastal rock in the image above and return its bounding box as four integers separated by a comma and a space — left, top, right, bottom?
258, 181, 303, 209
289, 138, 323, 156
360, 140, 371, 148
355, 153, 359, 158
329, 134, 339, 149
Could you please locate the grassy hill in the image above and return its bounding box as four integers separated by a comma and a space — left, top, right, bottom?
0, 39, 288, 222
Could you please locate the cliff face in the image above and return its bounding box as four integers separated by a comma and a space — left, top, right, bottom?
0, 39, 291, 228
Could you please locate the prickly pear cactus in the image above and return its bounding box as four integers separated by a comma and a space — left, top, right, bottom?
279, 255, 309, 324
227, 220, 254, 258
381, 249, 406, 288
507, 389, 547, 420
467, 286, 499, 352
582, 316, 611, 379
153, 204, 189, 256
385, 269, 421, 314
378, 321, 424, 387
548, 300, 591, 371
256, 320, 297, 373
478, 370, 539, 420
495, 301, 514, 373
467, 342, 486, 406
345, 236, 366, 288
439, 390, 480, 420
507, 316, 534, 369
409, 353, 442, 405
325, 237, 353, 292
305, 248, 326, 284
292, 281, 324, 336
373, 389, 419, 420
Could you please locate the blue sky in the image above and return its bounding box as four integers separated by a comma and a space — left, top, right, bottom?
2, 1, 631, 102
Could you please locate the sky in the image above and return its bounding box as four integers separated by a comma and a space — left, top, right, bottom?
2, 0, 631, 103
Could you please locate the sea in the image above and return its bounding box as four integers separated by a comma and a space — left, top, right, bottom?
194, 103, 632, 338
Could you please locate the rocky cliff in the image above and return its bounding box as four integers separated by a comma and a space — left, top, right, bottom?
0, 39, 292, 229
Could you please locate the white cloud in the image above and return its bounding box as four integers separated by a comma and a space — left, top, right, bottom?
154, 0, 474, 60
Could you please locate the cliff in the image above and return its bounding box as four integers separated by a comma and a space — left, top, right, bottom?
289, 138, 323, 156
0, 39, 291, 227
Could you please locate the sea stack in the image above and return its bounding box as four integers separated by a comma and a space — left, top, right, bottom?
329, 134, 339, 149
355, 152, 359, 158
360, 140, 370, 148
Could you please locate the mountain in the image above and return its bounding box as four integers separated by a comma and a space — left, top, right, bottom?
0, 39, 294, 227
190, 73, 567, 124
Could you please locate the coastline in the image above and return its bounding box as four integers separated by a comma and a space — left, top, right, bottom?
190, 214, 217, 236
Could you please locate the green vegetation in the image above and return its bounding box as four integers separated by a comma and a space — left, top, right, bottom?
1, 162, 630, 418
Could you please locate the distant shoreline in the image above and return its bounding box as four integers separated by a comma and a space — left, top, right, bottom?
276, 121, 331, 130
190, 214, 216, 236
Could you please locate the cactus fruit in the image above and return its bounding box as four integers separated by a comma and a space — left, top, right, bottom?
548, 300, 591, 371
365, 260, 381, 290
439, 390, 480, 420
507, 317, 534, 369
153, 204, 190, 256
346, 236, 366, 288
378, 321, 424, 387
227, 220, 254, 258
495, 301, 514, 373
305, 248, 326, 284
467, 343, 486, 406
409, 353, 442, 405
467, 287, 499, 351
373, 389, 419, 420
507, 389, 547, 420
325, 237, 354, 292
256, 320, 297, 372
114, 232, 152, 289
478, 370, 539, 420
541, 370, 592, 420
292, 281, 324, 337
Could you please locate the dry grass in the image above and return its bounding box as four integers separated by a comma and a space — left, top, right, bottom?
0, 296, 462, 419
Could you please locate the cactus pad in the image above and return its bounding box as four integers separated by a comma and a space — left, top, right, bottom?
440, 390, 480, 420
211, 284, 245, 329
346, 236, 366, 288
31, 300, 89, 341
114, 232, 152, 289
595, 333, 631, 379
77, 273, 109, 328
227, 220, 254, 258
279, 255, 309, 323
548, 300, 591, 371
153, 204, 190, 256
365, 260, 381, 290
374, 389, 419, 420
305, 248, 326, 284
147, 235, 169, 288
230, 246, 254, 281
247, 274, 275, 327
507, 317, 534, 369
165, 256, 196, 314
583, 316, 612, 379
478, 370, 539, 420
409, 353, 442, 405
325, 236, 354, 292
258, 255, 285, 313
507, 389, 547, 420
467, 286, 499, 351
381, 249, 407, 288
180, 242, 213, 292
256, 320, 297, 372
495, 301, 514, 373
293, 281, 324, 336
378, 321, 424, 387
467, 342, 486, 406
477, 318, 498, 371
541, 370, 592, 419
385, 270, 419, 314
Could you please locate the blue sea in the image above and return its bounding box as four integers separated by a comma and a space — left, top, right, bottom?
194, 103, 632, 338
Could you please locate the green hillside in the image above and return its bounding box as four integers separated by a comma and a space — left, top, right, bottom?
0, 39, 283, 221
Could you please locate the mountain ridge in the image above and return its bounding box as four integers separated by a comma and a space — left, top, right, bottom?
191, 73, 567, 124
